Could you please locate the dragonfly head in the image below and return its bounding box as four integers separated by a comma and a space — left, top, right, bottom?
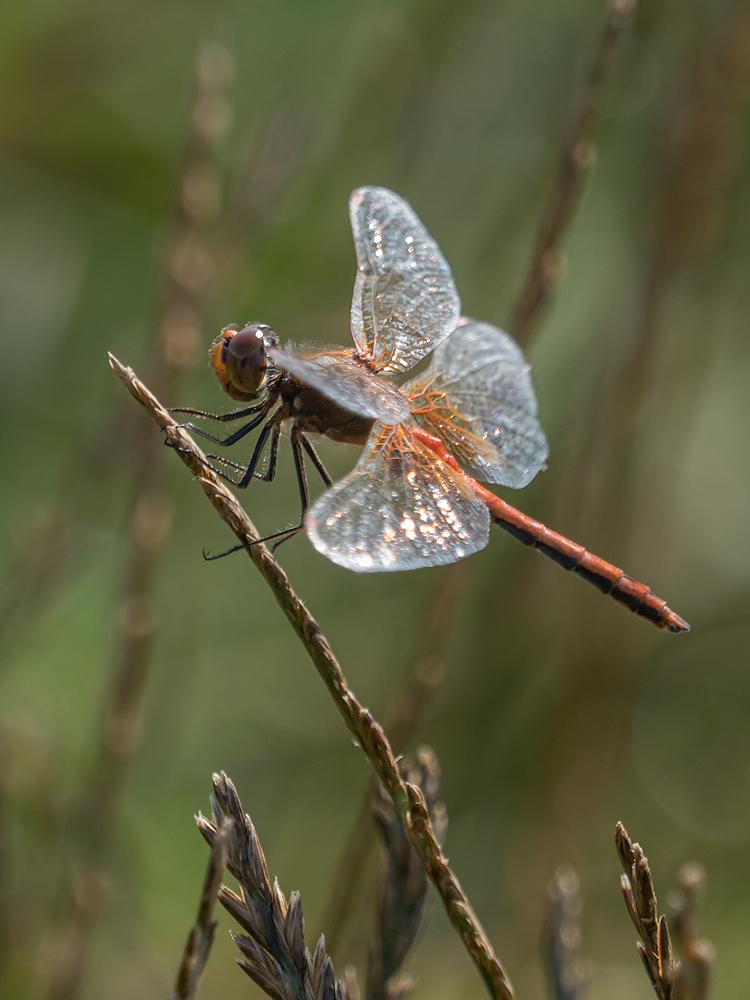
210, 323, 278, 400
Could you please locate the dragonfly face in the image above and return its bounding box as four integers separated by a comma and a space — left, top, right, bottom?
210, 323, 278, 401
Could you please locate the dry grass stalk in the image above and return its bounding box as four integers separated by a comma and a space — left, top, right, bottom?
561, 4, 750, 562
0, 49, 308, 661
0, 729, 10, 979
508, 0, 635, 346
542, 868, 591, 1000
171, 817, 232, 1000
669, 864, 715, 1000
615, 823, 714, 1000
367, 747, 448, 1000
109, 357, 515, 1000
343, 966, 362, 1000
43, 43, 234, 1000
197, 772, 356, 1000
323, 568, 458, 955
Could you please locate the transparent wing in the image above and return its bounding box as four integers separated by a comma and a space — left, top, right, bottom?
349, 187, 461, 374
403, 317, 549, 488
304, 422, 490, 572
267, 347, 410, 425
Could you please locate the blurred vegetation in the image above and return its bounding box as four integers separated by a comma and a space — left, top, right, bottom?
1, 0, 749, 998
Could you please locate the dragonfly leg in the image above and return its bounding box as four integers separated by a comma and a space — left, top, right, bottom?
244, 427, 313, 555
199, 424, 332, 560
204, 461, 250, 488
201, 426, 288, 558
209, 422, 281, 481
203, 542, 249, 561
200, 414, 300, 559
251, 524, 305, 551
202, 414, 278, 488
174, 404, 275, 447
255, 423, 281, 482
168, 401, 268, 422
205, 454, 246, 472
262, 431, 335, 553
203, 521, 304, 560
206, 429, 324, 558
299, 433, 334, 488
290, 427, 311, 511
233, 416, 281, 488
250, 427, 309, 554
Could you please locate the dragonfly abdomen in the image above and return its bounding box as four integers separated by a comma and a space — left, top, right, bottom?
408, 426, 689, 634
487, 500, 690, 633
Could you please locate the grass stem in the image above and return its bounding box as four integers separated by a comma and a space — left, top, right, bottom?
508, 0, 635, 346
110, 356, 516, 1000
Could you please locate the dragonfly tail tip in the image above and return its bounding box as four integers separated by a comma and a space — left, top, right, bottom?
665, 610, 691, 633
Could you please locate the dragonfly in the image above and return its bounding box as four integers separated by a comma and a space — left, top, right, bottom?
173, 186, 690, 633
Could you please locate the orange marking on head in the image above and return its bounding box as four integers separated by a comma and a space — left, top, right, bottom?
209, 327, 260, 401
210, 331, 233, 391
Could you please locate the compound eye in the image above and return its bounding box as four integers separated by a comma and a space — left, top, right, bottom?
225, 324, 269, 396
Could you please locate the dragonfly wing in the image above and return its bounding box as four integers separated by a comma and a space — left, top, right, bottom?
349, 187, 461, 374
304, 423, 490, 571
267, 347, 410, 425
404, 317, 549, 488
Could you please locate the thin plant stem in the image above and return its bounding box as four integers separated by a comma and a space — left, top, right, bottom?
323, 568, 458, 955
0, 730, 10, 982
587, 3, 750, 546
670, 863, 714, 1000
508, 0, 635, 346
0, 67, 308, 663
43, 43, 234, 1000
542, 868, 590, 1000
367, 748, 448, 1000
170, 818, 232, 1000
109, 356, 516, 1000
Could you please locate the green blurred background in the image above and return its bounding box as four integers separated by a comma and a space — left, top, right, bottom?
1, 0, 749, 997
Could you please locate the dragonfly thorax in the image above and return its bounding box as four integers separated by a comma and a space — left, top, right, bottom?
210, 323, 278, 401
